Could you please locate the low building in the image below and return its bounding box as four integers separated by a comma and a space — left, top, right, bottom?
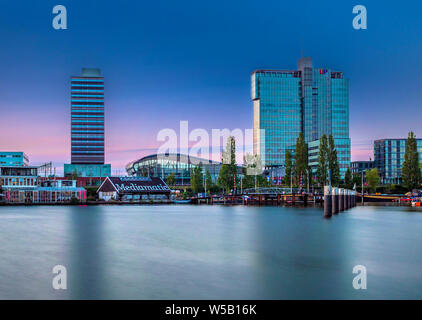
308, 138, 351, 179
64, 163, 111, 178
0, 152, 29, 166
351, 161, 373, 175
126, 153, 242, 186
374, 138, 422, 184
1, 176, 86, 204
39, 176, 104, 188
36, 180, 86, 203
97, 176, 171, 201
0, 166, 38, 202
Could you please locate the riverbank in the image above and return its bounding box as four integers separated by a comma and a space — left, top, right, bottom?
0, 200, 414, 207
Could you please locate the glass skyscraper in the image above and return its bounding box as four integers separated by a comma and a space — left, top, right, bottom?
64, 68, 111, 178
252, 56, 350, 177
70, 68, 105, 164
374, 138, 422, 184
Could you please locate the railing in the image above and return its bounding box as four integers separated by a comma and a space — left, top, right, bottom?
243, 187, 302, 195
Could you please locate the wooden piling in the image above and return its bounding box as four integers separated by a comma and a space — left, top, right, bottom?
332, 187, 339, 215
324, 186, 332, 218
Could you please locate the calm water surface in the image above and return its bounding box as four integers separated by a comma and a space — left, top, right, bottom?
0, 204, 421, 299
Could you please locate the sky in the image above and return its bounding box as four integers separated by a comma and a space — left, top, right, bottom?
1, 0, 421, 173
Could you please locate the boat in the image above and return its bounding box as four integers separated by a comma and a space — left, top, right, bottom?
173, 199, 192, 204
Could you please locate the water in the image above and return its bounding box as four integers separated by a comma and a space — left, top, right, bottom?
0, 204, 421, 299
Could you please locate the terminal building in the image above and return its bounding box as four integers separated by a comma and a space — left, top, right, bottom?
252, 56, 351, 178
64, 68, 111, 180
126, 153, 226, 186
0, 152, 29, 166
374, 138, 422, 184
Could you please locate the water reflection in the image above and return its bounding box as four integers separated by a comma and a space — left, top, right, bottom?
0, 204, 421, 299
67, 206, 107, 299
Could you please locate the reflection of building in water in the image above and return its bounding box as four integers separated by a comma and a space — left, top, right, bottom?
97, 176, 170, 201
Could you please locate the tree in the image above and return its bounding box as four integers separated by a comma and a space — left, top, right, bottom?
166, 173, 176, 186
204, 169, 213, 193
190, 164, 204, 193
295, 132, 308, 188
366, 168, 380, 193
284, 149, 293, 186
352, 173, 362, 191
316, 134, 329, 186
328, 135, 341, 186
402, 131, 422, 190
344, 167, 353, 189
71, 169, 78, 181
217, 136, 238, 192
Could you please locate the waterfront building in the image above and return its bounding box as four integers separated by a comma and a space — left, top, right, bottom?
64, 68, 111, 178
126, 153, 242, 186
97, 176, 171, 201
36, 180, 86, 203
0, 152, 29, 166
0, 166, 38, 202
374, 138, 422, 184
351, 160, 373, 175
0, 166, 86, 203
252, 56, 351, 178
39, 176, 104, 188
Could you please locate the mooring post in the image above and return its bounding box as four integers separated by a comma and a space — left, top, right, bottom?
332, 187, 338, 215
324, 186, 332, 218
349, 190, 352, 209
346, 190, 350, 210
338, 188, 343, 212
343, 190, 347, 210
353, 190, 356, 208
354, 190, 357, 207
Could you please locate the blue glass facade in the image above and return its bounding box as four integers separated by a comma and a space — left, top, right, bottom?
64, 163, 111, 178
374, 139, 422, 184
0, 152, 29, 166
252, 70, 302, 166
71, 68, 105, 164
252, 57, 351, 178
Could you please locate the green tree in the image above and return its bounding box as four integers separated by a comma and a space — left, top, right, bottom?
316, 134, 329, 186
166, 173, 176, 186
366, 168, 380, 193
217, 136, 238, 192
352, 173, 362, 191
402, 131, 422, 190
344, 167, 353, 189
71, 169, 78, 181
295, 132, 309, 187
328, 135, 341, 186
284, 149, 293, 186
204, 169, 213, 193
190, 164, 204, 193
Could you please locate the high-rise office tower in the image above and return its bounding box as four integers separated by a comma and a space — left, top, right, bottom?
71, 68, 105, 164
252, 56, 350, 177
65, 68, 110, 179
